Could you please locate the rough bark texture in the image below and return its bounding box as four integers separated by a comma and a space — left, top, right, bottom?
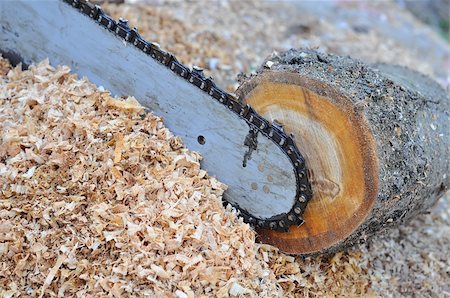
242, 49, 449, 254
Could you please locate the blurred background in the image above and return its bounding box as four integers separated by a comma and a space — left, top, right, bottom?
98, 0, 450, 92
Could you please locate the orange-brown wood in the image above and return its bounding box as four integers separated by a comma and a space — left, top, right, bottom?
238, 71, 379, 254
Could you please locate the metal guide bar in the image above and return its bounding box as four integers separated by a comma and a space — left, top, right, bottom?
64, 0, 312, 231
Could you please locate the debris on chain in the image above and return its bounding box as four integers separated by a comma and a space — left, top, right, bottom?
264, 61, 274, 69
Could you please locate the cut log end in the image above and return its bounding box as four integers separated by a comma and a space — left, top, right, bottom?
237, 49, 449, 255
239, 72, 379, 254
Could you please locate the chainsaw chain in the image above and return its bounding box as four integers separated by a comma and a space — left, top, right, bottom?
65, 0, 312, 232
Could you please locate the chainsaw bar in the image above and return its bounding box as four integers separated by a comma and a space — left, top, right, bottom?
1, 0, 313, 231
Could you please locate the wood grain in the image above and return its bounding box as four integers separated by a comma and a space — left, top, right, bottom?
239, 71, 379, 254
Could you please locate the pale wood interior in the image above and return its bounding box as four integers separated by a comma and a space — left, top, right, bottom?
240, 72, 378, 254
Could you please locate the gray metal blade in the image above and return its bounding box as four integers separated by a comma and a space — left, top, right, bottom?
0, 0, 310, 227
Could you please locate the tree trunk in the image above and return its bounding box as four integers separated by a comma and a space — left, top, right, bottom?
236, 49, 449, 255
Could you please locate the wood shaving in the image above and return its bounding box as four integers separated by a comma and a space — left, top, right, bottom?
0, 56, 11, 76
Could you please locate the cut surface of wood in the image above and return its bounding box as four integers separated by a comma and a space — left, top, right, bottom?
240, 72, 378, 254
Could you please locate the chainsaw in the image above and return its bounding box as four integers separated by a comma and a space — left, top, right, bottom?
0, 0, 312, 232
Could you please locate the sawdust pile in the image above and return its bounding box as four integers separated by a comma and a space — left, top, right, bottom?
105, 4, 231, 81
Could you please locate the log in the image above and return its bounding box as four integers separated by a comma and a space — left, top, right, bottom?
237, 49, 449, 255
